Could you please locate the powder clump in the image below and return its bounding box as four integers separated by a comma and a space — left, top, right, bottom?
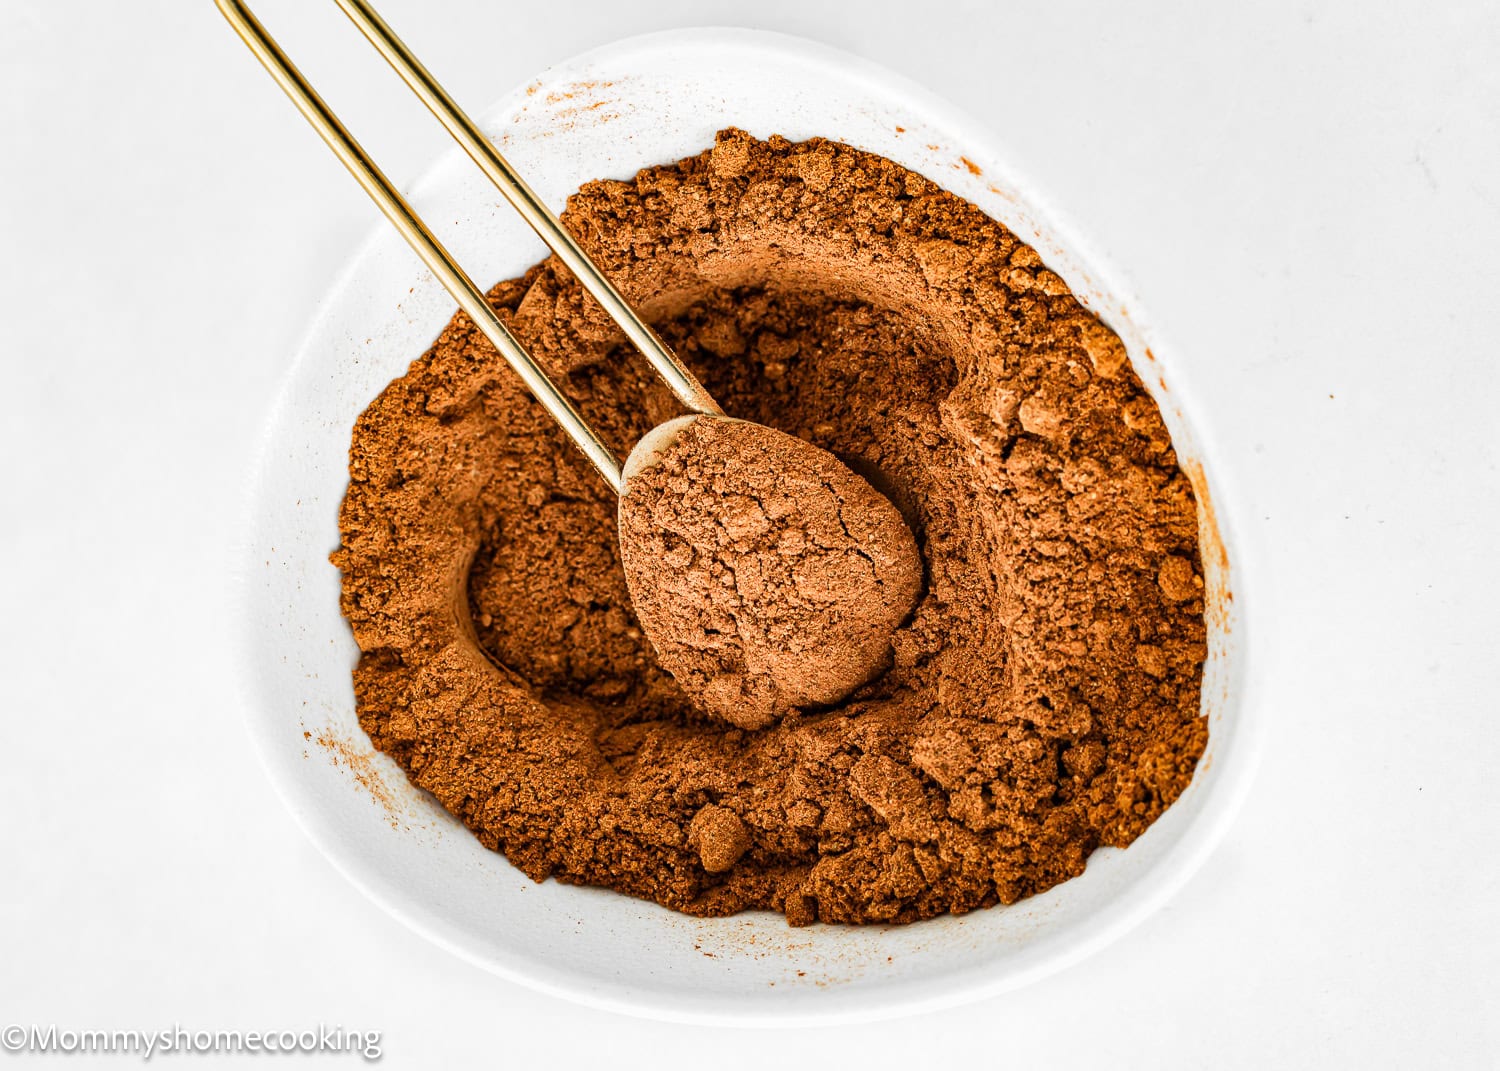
689, 804, 752, 873
332, 129, 1210, 926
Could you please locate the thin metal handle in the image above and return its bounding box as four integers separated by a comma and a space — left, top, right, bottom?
332, 0, 723, 419
215, 0, 624, 492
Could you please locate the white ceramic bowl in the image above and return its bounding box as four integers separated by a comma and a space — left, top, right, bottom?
237, 28, 1264, 1024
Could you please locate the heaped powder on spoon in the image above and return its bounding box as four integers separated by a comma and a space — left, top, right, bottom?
618, 416, 923, 730
332, 130, 1209, 925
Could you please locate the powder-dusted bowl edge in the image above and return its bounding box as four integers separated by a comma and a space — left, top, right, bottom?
233, 28, 1267, 1025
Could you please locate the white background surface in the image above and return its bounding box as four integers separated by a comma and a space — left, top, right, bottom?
2, 1, 1497, 1067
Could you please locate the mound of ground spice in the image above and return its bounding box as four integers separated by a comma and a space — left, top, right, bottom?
332, 129, 1208, 926
617, 415, 923, 730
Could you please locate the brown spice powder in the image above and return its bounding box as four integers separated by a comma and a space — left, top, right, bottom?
617, 415, 923, 729
332, 129, 1208, 926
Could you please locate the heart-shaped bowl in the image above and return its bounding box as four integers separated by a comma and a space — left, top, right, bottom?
236, 27, 1264, 1024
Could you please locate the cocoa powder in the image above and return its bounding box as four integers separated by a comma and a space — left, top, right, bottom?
617, 415, 923, 729
332, 129, 1208, 925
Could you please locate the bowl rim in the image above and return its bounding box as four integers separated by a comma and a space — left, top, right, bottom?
233, 25, 1269, 1025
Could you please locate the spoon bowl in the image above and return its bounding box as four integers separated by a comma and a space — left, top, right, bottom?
618, 413, 923, 728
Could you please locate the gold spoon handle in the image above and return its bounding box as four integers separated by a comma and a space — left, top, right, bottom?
215, 0, 625, 492
333, 0, 724, 420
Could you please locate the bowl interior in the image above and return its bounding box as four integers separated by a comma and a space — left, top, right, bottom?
238, 28, 1257, 1024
